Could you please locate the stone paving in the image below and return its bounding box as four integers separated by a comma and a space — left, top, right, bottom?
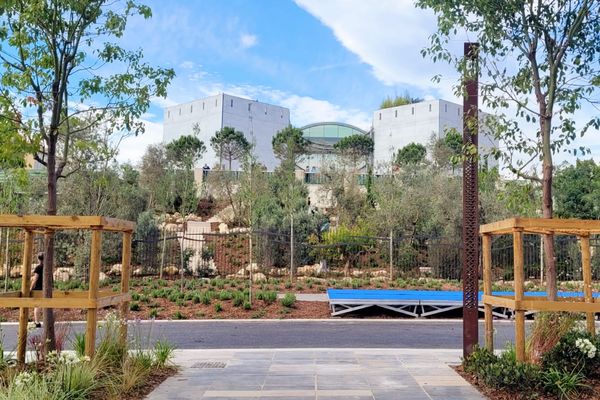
146, 348, 485, 400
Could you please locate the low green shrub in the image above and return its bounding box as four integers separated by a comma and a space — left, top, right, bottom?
218, 290, 233, 301
280, 293, 296, 308
542, 330, 600, 376
243, 301, 252, 310
149, 308, 159, 319
214, 302, 223, 312
153, 340, 175, 368
129, 302, 140, 312
173, 311, 186, 320
540, 367, 588, 399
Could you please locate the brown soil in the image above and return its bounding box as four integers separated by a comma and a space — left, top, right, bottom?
0, 300, 331, 322
454, 365, 600, 400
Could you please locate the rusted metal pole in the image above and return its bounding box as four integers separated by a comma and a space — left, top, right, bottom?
462, 42, 479, 359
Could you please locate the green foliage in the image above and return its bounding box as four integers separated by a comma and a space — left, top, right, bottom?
542, 331, 600, 376
473, 345, 541, 392
129, 302, 140, 312
333, 134, 374, 168
173, 311, 186, 320
214, 302, 223, 312
463, 345, 497, 375
152, 340, 175, 368
540, 367, 588, 399
554, 160, 600, 220
272, 125, 308, 164
211, 126, 251, 170
72, 333, 86, 358
379, 93, 422, 109
395, 143, 427, 166
165, 134, 206, 168
280, 293, 296, 308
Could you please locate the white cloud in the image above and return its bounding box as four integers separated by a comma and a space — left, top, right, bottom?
240, 33, 258, 49
179, 61, 195, 70
295, 1, 448, 87
116, 119, 163, 165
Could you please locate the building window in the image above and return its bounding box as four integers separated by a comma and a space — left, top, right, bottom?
281, 113, 283, 118
190, 105, 193, 113
458, 107, 460, 115
167, 111, 170, 118
202, 102, 205, 110
179, 108, 181, 115
379, 113, 381, 120
411, 107, 414, 115
395, 110, 397, 118
429, 104, 432, 112
265, 108, 267, 115
230, 99, 234, 107
248, 103, 251, 112
444, 104, 447, 113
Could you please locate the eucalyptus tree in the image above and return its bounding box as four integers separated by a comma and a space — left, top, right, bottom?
0, 0, 174, 350
417, 0, 600, 299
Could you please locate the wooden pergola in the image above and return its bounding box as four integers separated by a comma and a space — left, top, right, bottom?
0, 215, 134, 362
481, 217, 600, 362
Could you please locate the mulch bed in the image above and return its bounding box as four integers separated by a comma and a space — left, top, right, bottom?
118, 366, 178, 400
0, 300, 332, 322
454, 365, 600, 400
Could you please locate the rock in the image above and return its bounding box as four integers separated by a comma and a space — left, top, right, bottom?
297, 264, 322, 276
132, 267, 144, 277
252, 272, 267, 282
107, 264, 122, 276
371, 269, 388, 277
53, 270, 71, 282
9, 266, 21, 278
236, 268, 247, 277
245, 263, 260, 273
164, 265, 179, 276
218, 223, 229, 233
352, 270, 365, 277
99, 272, 108, 281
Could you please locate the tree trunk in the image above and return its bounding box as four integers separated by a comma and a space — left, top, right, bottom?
542, 162, 557, 300
541, 115, 557, 300
44, 138, 57, 353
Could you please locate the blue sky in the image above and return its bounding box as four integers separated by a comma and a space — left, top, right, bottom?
117, 0, 599, 169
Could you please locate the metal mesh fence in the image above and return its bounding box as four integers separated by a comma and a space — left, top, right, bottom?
2, 227, 600, 283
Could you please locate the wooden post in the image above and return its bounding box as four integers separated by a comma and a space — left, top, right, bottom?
581, 235, 595, 335
513, 228, 526, 362
85, 229, 102, 358
482, 233, 493, 352
120, 231, 132, 343
389, 229, 394, 281
17, 230, 34, 363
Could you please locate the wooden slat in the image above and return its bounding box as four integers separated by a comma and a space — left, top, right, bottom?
513, 229, 526, 362
0, 297, 93, 308
580, 235, 595, 335
482, 295, 517, 309
0, 215, 134, 232
17, 230, 33, 363
520, 299, 600, 313
86, 229, 102, 358
120, 231, 132, 343
97, 293, 131, 309
482, 234, 494, 352
481, 217, 600, 235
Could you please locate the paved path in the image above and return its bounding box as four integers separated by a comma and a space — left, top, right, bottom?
0, 319, 518, 350
147, 348, 485, 400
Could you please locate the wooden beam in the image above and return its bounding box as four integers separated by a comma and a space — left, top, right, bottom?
581, 235, 595, 335
513, 229, 526, 362
482, 295, 517, 309
480, 217, 600, 235
520, 299, 600, 313
120, 231, 132, 343
0, 215, 134, 232
0, 297, 93, 308
17, 230, 33, 364
482, 234, 494, 352
86, 229, 102, 358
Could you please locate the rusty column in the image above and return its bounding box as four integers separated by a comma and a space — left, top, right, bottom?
462, 42, 479, 358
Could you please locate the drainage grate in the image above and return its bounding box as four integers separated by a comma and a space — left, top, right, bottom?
191, 361, 227, 369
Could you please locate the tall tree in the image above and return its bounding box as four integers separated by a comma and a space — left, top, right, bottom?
165, 135, 206, 215
0, 0, 174, 351
210, 126, 251, 170
334, 134, 374, 172
417, 0, 600, 299
554, 160, 600, 220
272, 125, 308, 169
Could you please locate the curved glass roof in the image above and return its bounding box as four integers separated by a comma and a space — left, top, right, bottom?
301, 122, 367, 140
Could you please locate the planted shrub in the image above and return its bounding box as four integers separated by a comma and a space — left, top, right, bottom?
263, 291, 277, 304
173, 311, 186, 320
280, 293, 296, 308
149, 308, 159, 319
214, 302, 223, 312
129, 302, 140, 312
218, 290, 233, 301
243, 301, 252, 310
542, 330, 600, 376
540, 367, 588, 399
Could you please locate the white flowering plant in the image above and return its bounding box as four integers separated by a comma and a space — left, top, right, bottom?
542, 331, 600, 376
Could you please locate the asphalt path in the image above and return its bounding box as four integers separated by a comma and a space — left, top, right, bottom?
0, 319, 519, 350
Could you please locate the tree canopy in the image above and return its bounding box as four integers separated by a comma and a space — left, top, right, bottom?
210, 126, 251, 170
333, 134, 374, 168
272, 125, 308, 167
0, 0, 174, 350
395, 143, 427, 166
379, 93, 423, 109
417, 0, 600, 299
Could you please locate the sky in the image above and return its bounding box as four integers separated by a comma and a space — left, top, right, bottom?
116, 0, 599, 171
